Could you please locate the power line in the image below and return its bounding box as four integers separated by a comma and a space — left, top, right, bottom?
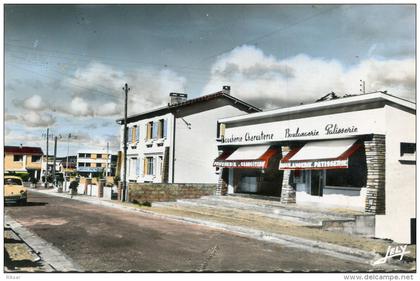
199, 5, 343, 62
7, 61, 120, 99
6, 42, 210, 73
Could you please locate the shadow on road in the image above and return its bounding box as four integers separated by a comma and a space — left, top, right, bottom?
5, 202, 48, 207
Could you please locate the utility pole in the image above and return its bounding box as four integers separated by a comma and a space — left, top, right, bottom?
53, 136, 57, 187
106, 142, 109, 177
45, 128, 49, 189
122, 83, 130, 202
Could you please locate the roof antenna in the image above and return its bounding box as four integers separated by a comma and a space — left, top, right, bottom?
360, 79, 366, 94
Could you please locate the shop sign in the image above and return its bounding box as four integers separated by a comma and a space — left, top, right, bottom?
214, 160, 265, 168
222, 123, 359, 144
279, 159, 348, 169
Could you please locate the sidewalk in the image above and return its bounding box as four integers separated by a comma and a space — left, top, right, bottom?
31, 188, 415, 270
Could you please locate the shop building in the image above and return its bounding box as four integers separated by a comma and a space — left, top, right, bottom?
214, 92, 415, 243
116, 86, 260, 184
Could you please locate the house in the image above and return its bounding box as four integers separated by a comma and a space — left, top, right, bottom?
59, 155, 77, 175
116, 86, 261, 184
4, 145, 43, 181
76, 150, 117, 177
214, 91, 415, 244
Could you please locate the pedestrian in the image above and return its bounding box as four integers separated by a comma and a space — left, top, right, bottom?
69, 180, 78, 199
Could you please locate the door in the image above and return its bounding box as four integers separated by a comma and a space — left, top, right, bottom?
310, 170, 324, 196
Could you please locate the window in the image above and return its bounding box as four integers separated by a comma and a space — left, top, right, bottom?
159, 156, 163, 176
79, 162, 85, 167
85, 154, 91, 158
144, 157, 154, 176
401, 142, 416, 156
136, 158, 140, 176
146, 122, 153, 141
127, 127, 132, 143
31, 155, 41, 162
86, 163, 91, 167
13, 155, 23, 162
97, 163, 102, 168
136, 126, 140, 142
79, 153, 85, 158
217, 123, 226, 139
152, 122, 158, 139
158, 119, 167, 138
325, 147, 367, 188
97, 154, 102, 159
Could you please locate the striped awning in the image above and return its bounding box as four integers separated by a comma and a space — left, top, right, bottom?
214, 145, 280, 169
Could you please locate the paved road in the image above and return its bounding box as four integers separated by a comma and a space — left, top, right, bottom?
5, 191, 373, 272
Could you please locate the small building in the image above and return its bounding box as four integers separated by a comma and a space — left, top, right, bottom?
116, 86, 261, 184
4, 145, 43, 181
214, 92, 415, 244
59, 156, 77, 175
76, 150, 117, 177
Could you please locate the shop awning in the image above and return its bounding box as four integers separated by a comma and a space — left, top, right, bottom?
279, 139, 361, 170
214, 145, 280, 169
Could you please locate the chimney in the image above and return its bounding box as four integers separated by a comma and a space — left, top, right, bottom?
222, 85, 231, 95
169, 92, 188, 105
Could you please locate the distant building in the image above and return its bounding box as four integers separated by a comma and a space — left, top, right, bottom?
76, 150, 117, 177
59, 156, 77, 175
116, 86, 261, 184
4, 145, 43, 181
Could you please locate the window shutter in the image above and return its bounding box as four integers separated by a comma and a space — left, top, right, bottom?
146, 123, 151, 140
132, 127, 136, 143
143, 158, 147, 176
157, 120, 162, 139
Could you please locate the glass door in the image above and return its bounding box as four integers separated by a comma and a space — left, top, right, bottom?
310, 170, 324, 196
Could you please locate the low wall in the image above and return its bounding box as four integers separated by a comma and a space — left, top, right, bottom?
128, 183, 216, 203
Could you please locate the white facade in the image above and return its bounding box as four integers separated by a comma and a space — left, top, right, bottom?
76, 150, 116, 176
217, 92, 415, 243
119, 91, 260, 184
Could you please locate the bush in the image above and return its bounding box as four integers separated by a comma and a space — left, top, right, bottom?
16, 172, 30, 182
69, 181, 79, 190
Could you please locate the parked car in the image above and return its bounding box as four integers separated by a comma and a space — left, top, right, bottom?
4, 175, 27, 204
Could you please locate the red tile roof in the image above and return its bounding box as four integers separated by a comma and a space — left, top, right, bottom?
4, 146, 43, 155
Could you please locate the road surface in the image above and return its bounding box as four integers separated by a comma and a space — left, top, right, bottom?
5, 191, 373, 272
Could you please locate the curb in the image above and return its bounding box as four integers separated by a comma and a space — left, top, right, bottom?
4, 214, 83, 272
30, 189, 398, 268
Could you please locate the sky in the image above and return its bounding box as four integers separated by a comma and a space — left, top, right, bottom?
4, 4, 416, 156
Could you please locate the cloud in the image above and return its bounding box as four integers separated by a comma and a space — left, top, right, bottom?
19, 111, 56, 127
13, 94, 48, 111
63, 62, 186, 115
69, 96, 92, 117
202, 45, 415, 109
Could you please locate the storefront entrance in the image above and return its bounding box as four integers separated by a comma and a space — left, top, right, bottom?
310, 170, 324, 196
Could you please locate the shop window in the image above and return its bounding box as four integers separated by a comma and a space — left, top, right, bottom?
31, 155, 41, 163
325, 147, 367, 188
13, 155, 23, 162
